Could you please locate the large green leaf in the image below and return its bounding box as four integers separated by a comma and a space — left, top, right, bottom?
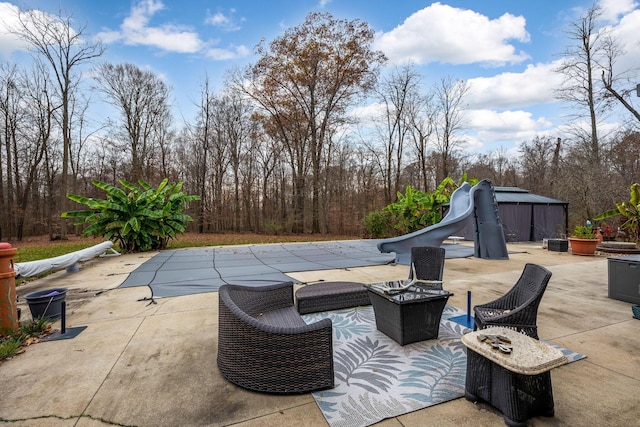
62, 178, 200, 252
383, 176, 476, 234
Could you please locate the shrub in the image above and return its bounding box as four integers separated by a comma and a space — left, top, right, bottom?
264, 221, 284, 235
363, 210, 392, 238
62, 178, 200, 252
384, 185, 447, 234
384, 176, 472, 234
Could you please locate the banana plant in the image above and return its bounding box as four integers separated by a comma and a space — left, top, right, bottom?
384, 176, 477, 234
62, 178, 200, 252
594, 183, 640, 243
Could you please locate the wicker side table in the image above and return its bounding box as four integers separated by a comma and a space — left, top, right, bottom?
295, 281, 370, 314
461, 327, 567, 427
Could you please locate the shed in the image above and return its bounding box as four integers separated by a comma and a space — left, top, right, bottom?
455, 187, 568, 242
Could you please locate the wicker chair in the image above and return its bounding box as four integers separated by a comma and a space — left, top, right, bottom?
408, 246, 446, 290
217, 282, 334, 394
473, 263, 552, 339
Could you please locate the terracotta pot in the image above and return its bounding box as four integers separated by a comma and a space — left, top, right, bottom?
568, 238, 598, 256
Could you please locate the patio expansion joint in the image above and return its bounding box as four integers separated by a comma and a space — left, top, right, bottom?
221, 401, 319, 426
550, 317, 635, 341
76, 316, 148, 422
0, 413, 136, 426
547, 319, 639, 379
573, 357, 640, 382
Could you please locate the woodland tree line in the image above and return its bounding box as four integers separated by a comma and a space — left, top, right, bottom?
1, 5, 639, 241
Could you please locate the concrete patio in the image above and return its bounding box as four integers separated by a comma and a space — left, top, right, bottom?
2, 241, 639, 426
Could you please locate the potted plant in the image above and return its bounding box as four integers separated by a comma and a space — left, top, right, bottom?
568, 225, 598, 255
594, 183, 640, 245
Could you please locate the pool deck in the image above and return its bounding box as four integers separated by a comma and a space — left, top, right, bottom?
3, 241, 639, 426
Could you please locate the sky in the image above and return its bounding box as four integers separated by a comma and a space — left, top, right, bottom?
0, 0, 639, 155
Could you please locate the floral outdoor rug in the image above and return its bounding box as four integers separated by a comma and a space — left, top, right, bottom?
302, 306, 586, 427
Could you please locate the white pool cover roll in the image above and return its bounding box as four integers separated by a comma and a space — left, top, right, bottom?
14, 241, 119, 278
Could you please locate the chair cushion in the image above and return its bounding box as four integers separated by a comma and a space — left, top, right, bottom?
255, 306, 307, 328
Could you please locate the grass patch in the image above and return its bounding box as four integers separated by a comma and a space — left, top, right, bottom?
167, 232, 357, 249
0, 336, 23, 359
0, 318, 52, 364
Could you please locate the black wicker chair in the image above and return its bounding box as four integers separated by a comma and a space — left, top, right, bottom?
217, 282, 334, 394
473, 263, 552, 339
408, 246, 446, 289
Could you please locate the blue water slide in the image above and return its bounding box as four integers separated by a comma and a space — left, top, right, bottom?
377, 179, 508, 264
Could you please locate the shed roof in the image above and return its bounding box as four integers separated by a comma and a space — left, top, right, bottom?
494, 187, 567, 205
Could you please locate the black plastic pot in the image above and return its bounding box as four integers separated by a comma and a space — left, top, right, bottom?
24, 288, 67, 320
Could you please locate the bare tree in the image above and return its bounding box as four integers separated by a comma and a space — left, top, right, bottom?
191, 76, 214, 233
463, 149, 517, 187
0, 63, 21, 238
408, 84, 437, 191
607, 129, 640, 189
519, 136, 559, 195
600, 30, 640, 123
253, 133, 283, 232
13, 8, 104, 238
374, 65, 421, 203
433, 76, 469, 181
94, 63, 172, 182
242, 12, 386, 233
14, 63, 60, 239
208, 89, 254, 231
554, 4, 607, 164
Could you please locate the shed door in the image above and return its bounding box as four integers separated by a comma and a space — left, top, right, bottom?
533, 204, 565, 240
498, 204, 531, 241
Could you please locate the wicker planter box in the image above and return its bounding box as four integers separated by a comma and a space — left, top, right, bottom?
367, 287, 452, 345
547, 239, 568, 252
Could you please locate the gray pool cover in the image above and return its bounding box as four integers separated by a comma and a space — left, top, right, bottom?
118, 240, 474, 298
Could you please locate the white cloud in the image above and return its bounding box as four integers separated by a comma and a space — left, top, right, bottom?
466, 61, 565, 110
207, 12, 230, 26
465, 109, 553, 151
604, 8, 640, 76
205, 9, 241, 32
349, 102, 386, 125
599, 0, 638, 23
95, 0, 250, 60
205, 44, 250, 60
96, 0, 203, 53
0, 2, 76, 56
467, 109, 551, 132
375, 2, 530, 66
0, 2, 29, 56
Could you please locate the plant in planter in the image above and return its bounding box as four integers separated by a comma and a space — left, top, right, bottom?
594, 182, 640, 244
568, 224, 598, 256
